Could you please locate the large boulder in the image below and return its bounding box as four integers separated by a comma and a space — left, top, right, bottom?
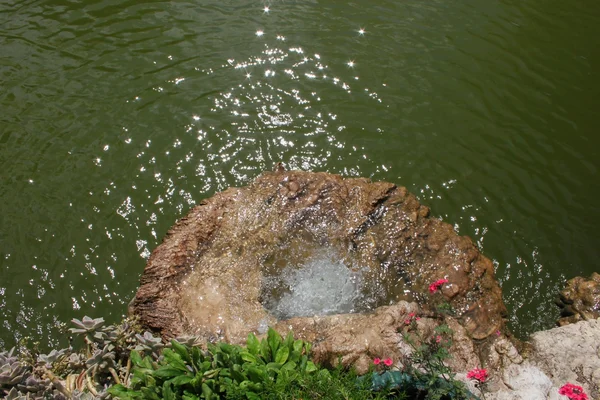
482, 318, 600, 400
556, 272, 600, 326
129, 170, 507, 367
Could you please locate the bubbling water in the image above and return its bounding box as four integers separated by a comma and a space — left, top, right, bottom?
259, 231, 404, 319
262, 248, 366, 319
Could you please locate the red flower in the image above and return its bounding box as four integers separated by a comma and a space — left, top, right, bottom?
373, 358, 381, 365
467, 368, 488, 383
383, 358, 393, 367
428, 278, 449, 293
559, 383, 588, 400
434, 335, 442, 343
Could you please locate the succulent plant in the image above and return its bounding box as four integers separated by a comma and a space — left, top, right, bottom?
70, 317, 105, 335
71, 389, 101, 400
50, 389, 68, 400
134, 331, 163, 356
4, 387, 26, 400
37, 349, 67, 368
16, 374, 49, 394
0, 350, 32, 387
70, 317, 108, 345
169, 335, 203, 348
85, 345, 116, 373
3, 386, 47, 400
67, 353, 86, 370
0, 348, 18, 365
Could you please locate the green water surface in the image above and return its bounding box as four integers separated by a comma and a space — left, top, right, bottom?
1, 0, 599, 348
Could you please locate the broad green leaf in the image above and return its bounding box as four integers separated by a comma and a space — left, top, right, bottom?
293, 340, 303, 353
140, 387, 161, 400
201, 383, 213, 399
141, 355, 154, 370
162, 382, 176, 400
259, 337, 270, 361
299, 356, 307, 371
171, 340, 192, 364
240, 351, 257, 364
246, 365, 267, 383
281, 361, 296, 371
162, 349, 189, 372
203, 369, 220, 379
154, 367, 186, 379
304, 342, 312, 354
183, 395, 200, 400
282, 331, 294, 351
267, 328, 282, 360
266, 362, 283, 372
146, 375, 157, 387
199, 360, 212, 371
191, 346, 203, 370
246, 392, 261, 400
305, 361, 317, 373
219, 342, 234, 355
246, 333, 260, 355
231, 368, 246, 383
168, 374, 194, 386
317, 369, 331, 380
107, 384, 135, 399
129, 350, 143, 367
288, 350, 301, 363
275, 346, 289, 364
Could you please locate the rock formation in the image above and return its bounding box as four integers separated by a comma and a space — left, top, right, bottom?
130, 169, 506, 346
556, 272, 600, 326
129, 169, 600, 399
482, 318, 600, 400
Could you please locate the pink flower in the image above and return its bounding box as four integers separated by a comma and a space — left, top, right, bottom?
559, 383, 588, 400
434, 335, 442, 343
383, 358, 393, 367
428, 278, 449, 293
467, 368, 488, 383
373, 358, 381, 365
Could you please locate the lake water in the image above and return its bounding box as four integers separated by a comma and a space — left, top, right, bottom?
1, 0, 599, 349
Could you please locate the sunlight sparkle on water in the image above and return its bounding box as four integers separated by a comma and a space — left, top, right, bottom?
256, 30, 264, 37
358, 28, 366, 35
347, 60, 355, 68
263, 6, 270, 13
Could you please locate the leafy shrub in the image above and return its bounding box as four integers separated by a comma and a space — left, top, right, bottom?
108, 328, 318, 400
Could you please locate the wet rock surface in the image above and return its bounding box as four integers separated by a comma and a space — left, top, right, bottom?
128, 169, 600, 399
556, 272, 600, 326
130, 170, 507, 345
484, 318, 600, 400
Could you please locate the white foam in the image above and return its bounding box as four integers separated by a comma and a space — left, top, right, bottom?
265, 249, 366, 319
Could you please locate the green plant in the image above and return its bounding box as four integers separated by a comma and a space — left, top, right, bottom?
108, 328, 317, 400
391, 304, 476, 399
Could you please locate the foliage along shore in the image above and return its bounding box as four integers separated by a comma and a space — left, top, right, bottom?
0, 315, 483, 400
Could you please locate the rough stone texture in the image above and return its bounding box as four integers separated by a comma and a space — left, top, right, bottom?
130, 170, 507, 347
272, 301, 482, 375
486, 365, 556, 400
128, 169, 600, 399
556, 272, 600, 326
528, 318, 600, 398
483, 318, 600, 400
